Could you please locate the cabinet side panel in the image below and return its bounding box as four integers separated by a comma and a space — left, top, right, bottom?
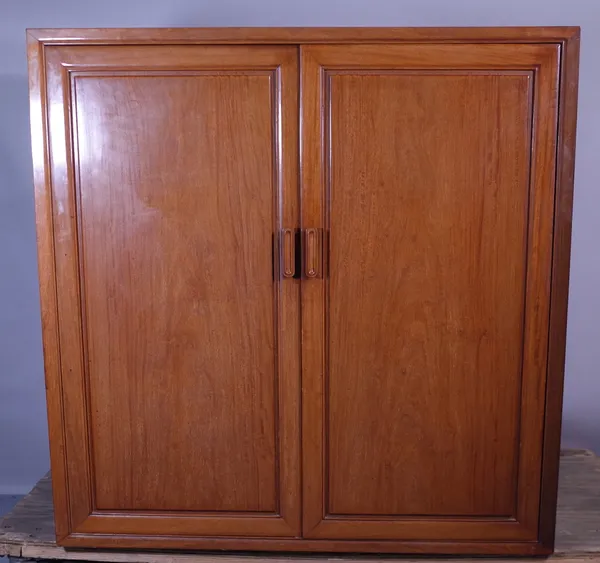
539, 32, 580, 549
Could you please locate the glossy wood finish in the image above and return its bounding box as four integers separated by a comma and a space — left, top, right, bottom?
301, 42, 561, 544
6, 452, 600, 558
30, 42, 300, 540
58, 535, 550, 555
83, 71, 279, 514
539, 30, 581, 549
282, 229, 296, 278
329, 72, 532, 517
3, 452, 600, 559
27, 26, 580, 44
27, 29, 71, 543
28, 27, 580, 555
303, 228, 321, 279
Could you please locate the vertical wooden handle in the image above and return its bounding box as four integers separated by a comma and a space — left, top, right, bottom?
305, 228, 320, 279
281, 229, 296, 279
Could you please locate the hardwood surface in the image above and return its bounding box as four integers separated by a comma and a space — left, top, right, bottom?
27, 26, 580, 44
30, 43, 301, 538
1, 452, 599, 559
300, 42, 560, 543
27, 26, 580, 554
539, 31, 582, 549
27, 29, 70, 543
83, 64, 278, 515
327, 71, 531, 518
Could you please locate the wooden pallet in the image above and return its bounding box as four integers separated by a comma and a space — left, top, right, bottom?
1, 451, 599, 562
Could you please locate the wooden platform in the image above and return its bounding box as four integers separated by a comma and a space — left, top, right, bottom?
1, 451, 599, 562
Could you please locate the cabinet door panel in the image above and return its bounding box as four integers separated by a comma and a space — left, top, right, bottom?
301, 44, 559, 542
40, 44, 300, 540
81, 73, 281, 514
329, 71, 529, 518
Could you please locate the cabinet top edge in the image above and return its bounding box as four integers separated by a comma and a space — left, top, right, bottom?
26, 26, 580, 45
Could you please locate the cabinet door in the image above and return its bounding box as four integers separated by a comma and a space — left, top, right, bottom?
34, 44, 300, 545
301, 44, 560, 548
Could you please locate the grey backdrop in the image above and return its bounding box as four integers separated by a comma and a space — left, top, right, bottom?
1, 0, 598, 494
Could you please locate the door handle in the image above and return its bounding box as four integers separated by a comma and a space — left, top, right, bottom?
304, 228, 321, 279
280, 228, 321, 280
281, 229, 296, 279
281, 229, 302, 280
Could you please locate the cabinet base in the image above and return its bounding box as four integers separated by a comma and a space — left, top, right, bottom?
59, 533, 552, 556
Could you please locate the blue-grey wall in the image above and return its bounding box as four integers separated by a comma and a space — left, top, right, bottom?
1, 0, 598, 493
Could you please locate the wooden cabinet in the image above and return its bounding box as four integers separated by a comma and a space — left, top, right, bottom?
27, 27, 580, 556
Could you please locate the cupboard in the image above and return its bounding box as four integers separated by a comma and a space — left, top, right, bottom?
27, 27, 580, 555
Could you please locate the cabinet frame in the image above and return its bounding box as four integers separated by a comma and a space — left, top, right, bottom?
28, 26, 580, 555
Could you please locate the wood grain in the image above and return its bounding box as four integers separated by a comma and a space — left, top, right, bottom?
54, 535, 553, 554
304, 228, 321, 279
78, 72, 278, 514
539, 28, 581, 549
300, 42, 561, 545
28, 27, 579, 554
282, 229, 296, 278
513, 43, 560, 536
38, 43, 300, 538
299, 45, 326, 540
296, 43, 561, 69
27, 26, 580, 45
327, 71, 532, 517
43, 41, 94, 535
2, 452, 598, 557
27, 30, 71, 543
